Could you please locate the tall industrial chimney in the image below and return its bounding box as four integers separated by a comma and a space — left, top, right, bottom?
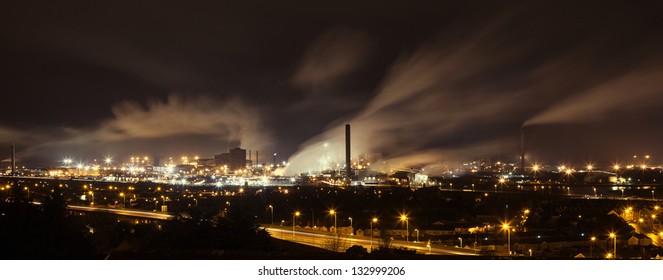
256, 150, 259, 166
345, 124, 351, 183
11, 142, 16, 177
520, 127, 525, 173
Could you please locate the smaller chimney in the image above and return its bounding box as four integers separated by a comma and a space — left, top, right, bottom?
520, 127, 525, 173
11, 143, 16, 177
346, 124, 351, 183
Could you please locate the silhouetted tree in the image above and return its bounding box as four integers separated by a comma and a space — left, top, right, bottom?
345, 245, 368, 258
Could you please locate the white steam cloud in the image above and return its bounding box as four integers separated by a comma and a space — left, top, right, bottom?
9, 95, 271, 162
293, 29, 371, 90
285, 15, 663, 175
524, 65, 663, 126
285, 28, 530, 175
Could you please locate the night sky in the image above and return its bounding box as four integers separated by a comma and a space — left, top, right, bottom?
2, 1, 663, 172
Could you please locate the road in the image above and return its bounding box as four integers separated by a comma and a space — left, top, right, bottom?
629, 222, 662, 247
264, 226, 479, 256
67, 205, 174, 220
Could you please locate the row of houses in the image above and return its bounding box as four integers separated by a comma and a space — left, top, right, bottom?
296, 224, 491, 238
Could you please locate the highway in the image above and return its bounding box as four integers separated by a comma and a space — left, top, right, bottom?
67, 205, 174, 220
264, 226, 479, 256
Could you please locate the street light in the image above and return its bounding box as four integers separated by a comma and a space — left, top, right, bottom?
458, 237, 462, 248
532, 164, 540, 172
88, 191, 94, 206
268, 205, 274, 225
349, 217, 353, 235
609, 233, 617, 259
498, 177, 506, 187
329, 209, 337, 236
565, 169, 573, 191
414, 229, 419, 242
370, 218, 378, 251
292, 211, 300, 237
119, 192, 125, 207
590, 236, 596, 258
400, 214, 409, 242
502, 223, 511, 255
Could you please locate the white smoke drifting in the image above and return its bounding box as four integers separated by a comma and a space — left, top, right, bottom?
285, 11, 663, 175
293, 29, 372, 90
7, 95, 272, 163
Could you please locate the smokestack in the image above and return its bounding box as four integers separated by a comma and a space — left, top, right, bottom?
11, 143, 16, 177
520, 126, 525, 173
256, 150, 259, 166
346, 124, 351, 183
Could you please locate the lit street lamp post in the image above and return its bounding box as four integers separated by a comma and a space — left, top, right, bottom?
268, 205, 274, 225
292, 211, 300, 237
119, 192, 125, 207
565, 169, 573, 194
330, 210, 337, 236
609, 233, 617, 259
349, 217, 353, 235
590, 236, 596, 258
415, 229, 419, 242
370, 218, 378, 251
400, 215, 409, 242
458, 237, 462, 248
503, 223, 511, 255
